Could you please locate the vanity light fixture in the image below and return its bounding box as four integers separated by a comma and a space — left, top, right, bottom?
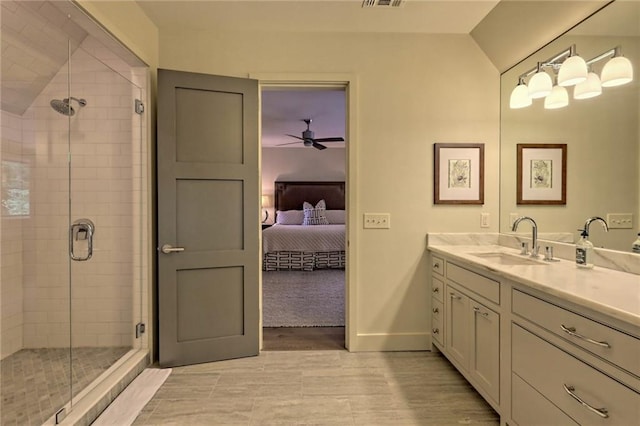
574, 71, 602, 100
509, 76, 532, 109
528, 62, 553, 99
509, 44, 634, 109
600, 46, 634, 87
544, 79, 569, 109
557, 45, 588, 86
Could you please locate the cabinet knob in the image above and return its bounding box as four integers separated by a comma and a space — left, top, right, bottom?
432, 328, 439, 334
434, 262, 440, 269
432, 307, 439, 314
433, 287, 439, 293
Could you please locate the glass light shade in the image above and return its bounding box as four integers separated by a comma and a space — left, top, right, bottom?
528, 71, 553, 99
574, 72, 602, 99
510, 84, 532, 109
558, 55, 588, 86
544, 85, 569, 109
601, 56, 633, 87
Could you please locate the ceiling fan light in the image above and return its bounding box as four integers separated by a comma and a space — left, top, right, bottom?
528, 71, 553, 99
574, 72, 602, 99
510, 83, 532, 109
601, 56, 633, 87
544, 85, 569, 109
558, 55, 588, 86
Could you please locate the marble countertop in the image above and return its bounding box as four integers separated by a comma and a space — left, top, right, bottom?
427, 235, 640, 328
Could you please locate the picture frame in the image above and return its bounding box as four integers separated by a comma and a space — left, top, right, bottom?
517, 143, 567, 205
434, 143, 484, 205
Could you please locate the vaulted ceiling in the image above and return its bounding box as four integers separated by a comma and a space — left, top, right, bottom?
2, 0, 611, 148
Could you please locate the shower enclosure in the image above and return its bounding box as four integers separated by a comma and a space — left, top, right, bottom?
1, 1, 149, 424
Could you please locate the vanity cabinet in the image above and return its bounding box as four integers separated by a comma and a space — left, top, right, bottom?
428, 248, 640, 426
511, 289, 640, 426
431, 256, 501, 407
430, 256, 444, 346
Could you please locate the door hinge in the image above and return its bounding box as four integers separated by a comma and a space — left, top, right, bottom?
135, 99, 144, 115
136, 322, 146, 338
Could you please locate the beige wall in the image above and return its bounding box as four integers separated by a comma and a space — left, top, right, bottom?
159, 29, 500, 350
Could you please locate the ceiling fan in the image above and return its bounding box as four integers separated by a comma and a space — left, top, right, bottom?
278, 118, 344, 150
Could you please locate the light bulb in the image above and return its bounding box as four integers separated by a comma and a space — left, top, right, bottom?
558, 55, 588, 86
544, 85, 569, 109
574, 72, 602, 99
528, 71, 552, 99
601, 56, 633, 87
510, 83, 532, 109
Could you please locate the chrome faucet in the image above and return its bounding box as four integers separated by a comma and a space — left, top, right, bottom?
583, 216, 609, 235
512, 216, 539, 257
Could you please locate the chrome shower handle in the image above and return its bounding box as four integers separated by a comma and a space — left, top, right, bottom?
70, 218, 95, 261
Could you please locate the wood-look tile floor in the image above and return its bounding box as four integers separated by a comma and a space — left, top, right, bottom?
133, 350, 499, 425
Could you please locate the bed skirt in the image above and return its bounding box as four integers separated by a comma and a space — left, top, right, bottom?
263, 251, 346, 271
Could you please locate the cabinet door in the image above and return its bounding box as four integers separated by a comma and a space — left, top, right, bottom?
470, 301, 500, 404
446, 287, 470, 369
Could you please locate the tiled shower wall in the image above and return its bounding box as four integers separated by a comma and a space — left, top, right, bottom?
1, 111, 25, 358
1, 38, 148, 356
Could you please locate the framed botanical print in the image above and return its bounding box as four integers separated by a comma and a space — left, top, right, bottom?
517, 143, 567, 205
434, 143, 484, 205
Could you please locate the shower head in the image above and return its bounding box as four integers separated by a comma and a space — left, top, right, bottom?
50, 97, 87, 116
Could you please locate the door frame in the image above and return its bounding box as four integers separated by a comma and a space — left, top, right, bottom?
252, 73, 358, 350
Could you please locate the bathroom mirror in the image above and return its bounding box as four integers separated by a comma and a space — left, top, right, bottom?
500, 1, 639, 252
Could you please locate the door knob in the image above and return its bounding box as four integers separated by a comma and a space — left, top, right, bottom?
161, 244, 185, 254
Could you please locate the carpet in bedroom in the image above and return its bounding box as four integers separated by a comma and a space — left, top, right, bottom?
262, 269, 345, 327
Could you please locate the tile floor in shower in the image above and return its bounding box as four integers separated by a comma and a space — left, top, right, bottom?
1, 346, 129, 426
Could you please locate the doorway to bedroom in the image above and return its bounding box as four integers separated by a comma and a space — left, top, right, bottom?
260, 87, 347, 350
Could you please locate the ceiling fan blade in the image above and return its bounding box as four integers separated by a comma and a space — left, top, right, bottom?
313, 137, 345, 143
276, 141, 302, 146
285, 134, 304, 140
312, 142, 327, 150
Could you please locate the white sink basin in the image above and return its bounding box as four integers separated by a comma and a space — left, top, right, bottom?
470, 252, 547, 266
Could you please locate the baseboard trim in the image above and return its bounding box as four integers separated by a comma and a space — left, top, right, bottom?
351, 331, 430, 351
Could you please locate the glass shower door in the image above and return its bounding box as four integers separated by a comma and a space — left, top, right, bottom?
67, 46, 143, 403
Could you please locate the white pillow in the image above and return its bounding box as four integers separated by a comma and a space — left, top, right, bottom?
276, 210, 304, 225
325, 210, 345, 224
302, 199, 329, 225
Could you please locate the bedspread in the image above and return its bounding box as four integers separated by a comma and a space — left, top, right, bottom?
262, 224, 345, 253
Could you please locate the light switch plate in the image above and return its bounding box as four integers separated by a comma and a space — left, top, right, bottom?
364, 213, 391, 229
607, 213, 633, 229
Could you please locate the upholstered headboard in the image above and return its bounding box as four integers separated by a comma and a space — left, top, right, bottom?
274, 181, 345, 212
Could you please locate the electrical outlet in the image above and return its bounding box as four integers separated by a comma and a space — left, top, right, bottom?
481, 212, 490, 228
607, 213, 633, 229
364, 213, 391, 229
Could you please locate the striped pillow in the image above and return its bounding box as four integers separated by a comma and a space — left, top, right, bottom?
302, 199, 329, 225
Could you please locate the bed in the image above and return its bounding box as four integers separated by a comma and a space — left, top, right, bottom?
262, 181, 346, 271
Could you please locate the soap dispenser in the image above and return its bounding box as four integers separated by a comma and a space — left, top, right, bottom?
576, 228, 594, 269
633, 232, 640, 254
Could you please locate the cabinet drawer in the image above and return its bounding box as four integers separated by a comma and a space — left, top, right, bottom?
432, 299, 444, 345
512, 324, 640, 425
512, 373, 579, 426
432, 276, 444, 303
431, 255, 444, 276
512, 289, 640, 377
447, 262, 499, 305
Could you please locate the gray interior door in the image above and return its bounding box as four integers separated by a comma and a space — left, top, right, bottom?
157, 69, 259, 367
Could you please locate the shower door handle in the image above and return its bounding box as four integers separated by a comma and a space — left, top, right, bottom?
70, 219, 95, 261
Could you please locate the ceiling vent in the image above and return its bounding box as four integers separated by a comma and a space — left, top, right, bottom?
362, 0, 404, 8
